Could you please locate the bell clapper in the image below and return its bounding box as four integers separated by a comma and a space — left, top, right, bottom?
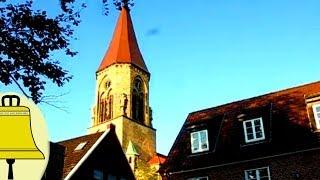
6, 159, 15, 180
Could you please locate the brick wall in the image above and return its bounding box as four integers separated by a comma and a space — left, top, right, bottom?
165, 148, 320, 180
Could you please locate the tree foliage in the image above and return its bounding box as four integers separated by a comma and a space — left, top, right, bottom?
0, 0, 133, 103
135, 158, 160, 180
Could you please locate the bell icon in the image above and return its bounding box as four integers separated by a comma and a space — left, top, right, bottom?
0, 95, 44, 180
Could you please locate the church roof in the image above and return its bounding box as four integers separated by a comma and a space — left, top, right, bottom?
97, 7, 148, 73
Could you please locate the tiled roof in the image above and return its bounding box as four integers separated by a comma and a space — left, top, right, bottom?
187, 81, 320, 123
97, 7, 148, 73
162, 81, 320, 173
148, 153, 167, 165
58, 132, 103, 179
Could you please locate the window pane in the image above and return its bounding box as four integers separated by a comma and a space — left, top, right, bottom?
259, 168, 269, 177
256, 132, 263, 138
200, 130, 209, 151
201, 142, 208, 149
247, 133, 254, 140
316, 106, 320, 112
255, 126, 262, 132
192, 133, 198, 140
200, 131, 207, 144
245, 121, 252, 127
192, 139, 199, 151
254, 119, 261, 126
246, 127, 253, 133
191, 132, 199, 151
93, 170, 103, 180
246, 170, 257, 180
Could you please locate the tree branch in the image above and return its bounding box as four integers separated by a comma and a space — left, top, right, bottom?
40, 100, 69, 113
2, 65, 32, 99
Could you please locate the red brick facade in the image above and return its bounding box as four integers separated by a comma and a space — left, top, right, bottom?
164, 148, 320, 179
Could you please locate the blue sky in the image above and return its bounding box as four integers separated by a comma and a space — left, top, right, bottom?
2, 0, 320, 155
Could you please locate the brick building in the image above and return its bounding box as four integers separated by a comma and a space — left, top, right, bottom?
160, 81, 320, 180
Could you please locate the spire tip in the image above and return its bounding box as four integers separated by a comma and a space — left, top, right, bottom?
114, 0, 134, 11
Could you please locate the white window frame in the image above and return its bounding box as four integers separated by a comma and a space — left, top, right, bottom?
243, 118, 265, 143
187, 176, 209, 180
244, 167, 271, 180
312, 104, 320, 129
190, 129, 209, 153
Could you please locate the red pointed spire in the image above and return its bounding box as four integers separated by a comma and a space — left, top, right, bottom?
97, 7, 148, 73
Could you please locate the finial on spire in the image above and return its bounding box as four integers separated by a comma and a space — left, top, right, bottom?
114, 0, 134, 11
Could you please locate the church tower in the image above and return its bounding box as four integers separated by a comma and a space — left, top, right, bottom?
88, 5, 156, 167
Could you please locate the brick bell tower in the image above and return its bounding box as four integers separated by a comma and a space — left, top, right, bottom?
88, 5, 156, 165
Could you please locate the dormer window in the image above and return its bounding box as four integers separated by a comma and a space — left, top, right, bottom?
305, 93, 320, 130
243, 118, 265, 143
190, 129, 209, 153
312, 104, 320, 129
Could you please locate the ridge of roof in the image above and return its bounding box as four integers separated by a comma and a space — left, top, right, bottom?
188, 81, 320, 117
97, 7, 148, 73
57, 132, 103, 144
156, 153, 167, 157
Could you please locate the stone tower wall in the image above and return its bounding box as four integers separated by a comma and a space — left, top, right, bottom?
90, 64, 150, 127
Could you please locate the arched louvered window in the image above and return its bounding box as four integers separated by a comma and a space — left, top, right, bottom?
99, 92, 106, 123
107, 90, 113, 120
132, 77, 144, 124
99, 89, 113, 123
